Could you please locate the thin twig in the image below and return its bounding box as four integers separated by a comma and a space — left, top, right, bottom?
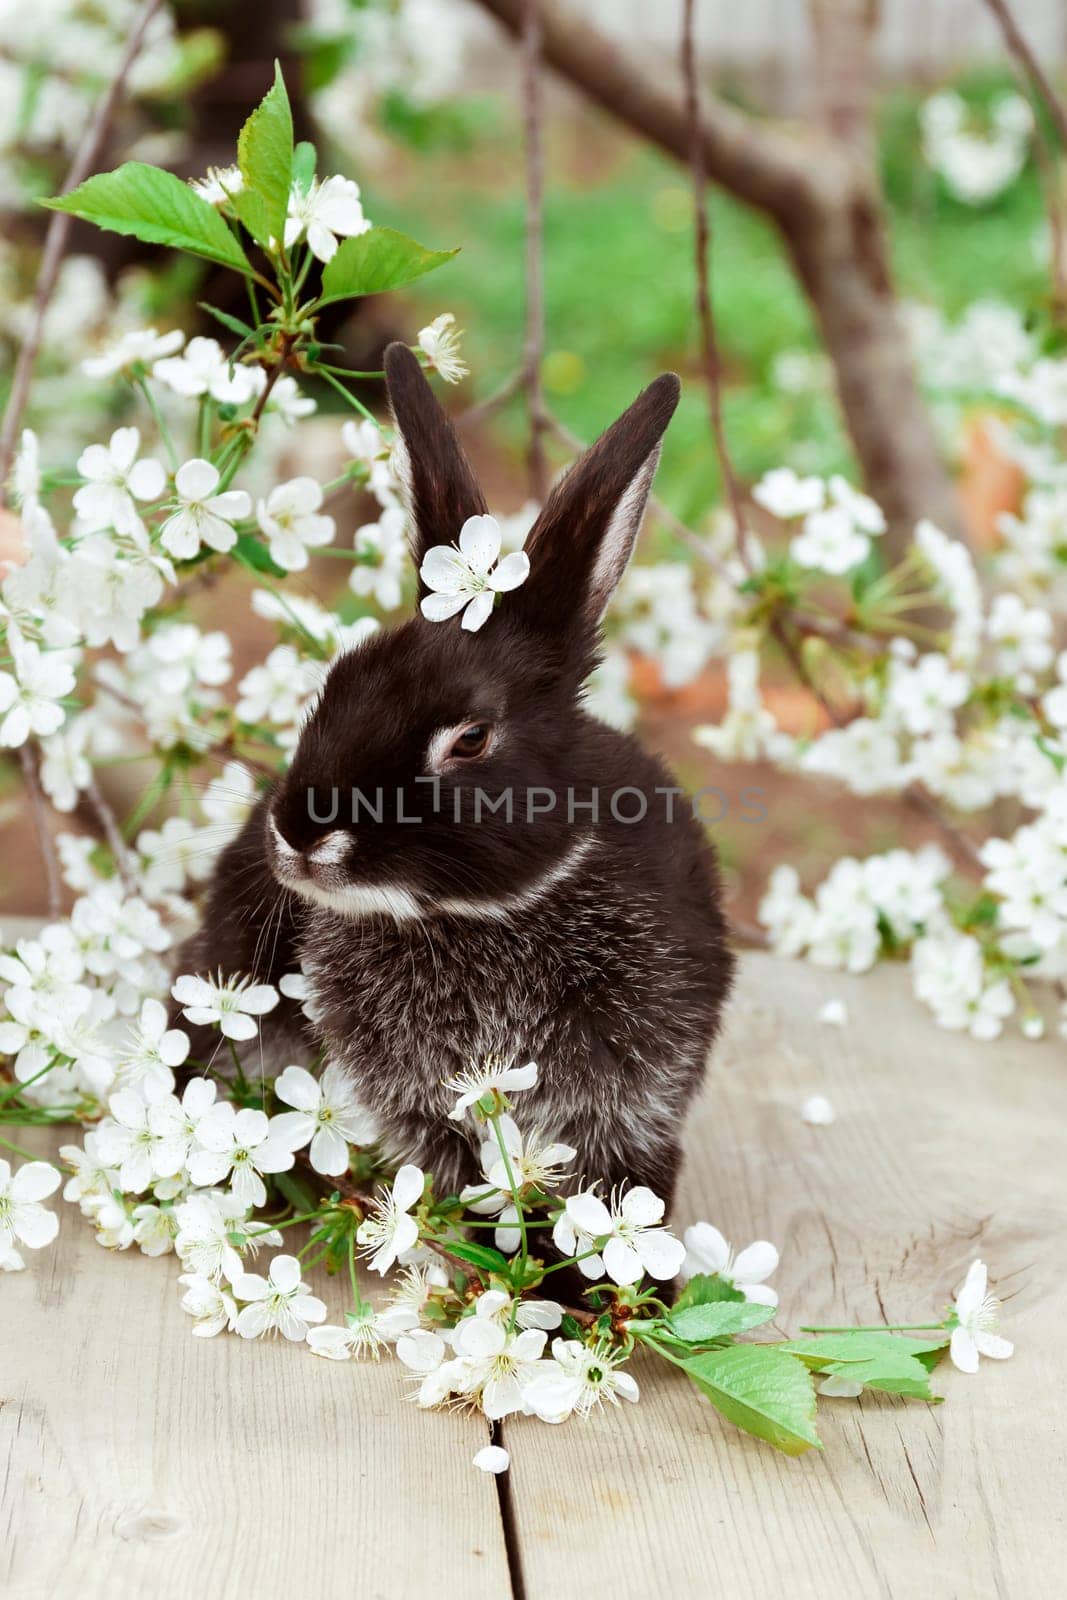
0, 0, 164, 491
84, 776, 138, 891
521, 0, 549, 502
982, 0, 1067, 149
18, 744, 61, 917
456, 367, 525, 430
680, 0, 750, 569
984, 0, 1067, 319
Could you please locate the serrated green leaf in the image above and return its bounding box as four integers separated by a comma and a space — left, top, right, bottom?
821, 1355, 939, 1400
317, 226, 457, 305
43, 164, 250, 273
198, 301, 257, 341
680, 1344, 821, 1456
235, 60, 293, 248
667, 1300, 776, 1342
446, 1239, 510, 1274
778, 1332, 949, 1367
672, 1272, 746, 1311
233, 533, 286, 579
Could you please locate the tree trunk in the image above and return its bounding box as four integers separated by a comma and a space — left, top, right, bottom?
783, 175, 964, 545
469, 0, 965, 556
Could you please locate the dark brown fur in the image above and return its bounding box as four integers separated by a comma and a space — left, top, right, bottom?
175, 346, 735, 1210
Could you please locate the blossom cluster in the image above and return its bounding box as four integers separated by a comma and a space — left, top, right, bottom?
2, 1011, 1013, 1470
921, 90, 1032, 206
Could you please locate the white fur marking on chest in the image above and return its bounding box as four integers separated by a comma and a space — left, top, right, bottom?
434, 832, 597, 920
294, 879, 423, 920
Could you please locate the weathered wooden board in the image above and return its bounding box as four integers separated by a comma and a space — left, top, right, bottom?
501, 954, 1067, 1599
2, 953, 1064, 1598
0, 1128, 512, 1600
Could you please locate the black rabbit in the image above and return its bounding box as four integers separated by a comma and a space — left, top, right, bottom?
175, 344, 735, 1207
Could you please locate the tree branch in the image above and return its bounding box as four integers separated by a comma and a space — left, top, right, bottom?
982, 0, 1067, 150
19, 744, 61, 918
469, 0, 965, 556
0, 0, 164, 492
520, 0, 550, 501
681, 0, 750, 569
472, 0, 818, 220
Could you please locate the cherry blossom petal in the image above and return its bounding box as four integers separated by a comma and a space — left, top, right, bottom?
565, 1191, 613, 1236
175, 458, 220, 501
487, 551, 530, 592
603, 1236, 644, 1286
458, 514, 502, 573
732, 1240, 779, 1284
10, 1160, 61, 1203
950, 1325, 980, 1373
974, 1331, 1014, 1360
421, 590, 469, 622
391, 1164, 425, 1212
620, 1187, 664, 1227
460, 591, 495, 632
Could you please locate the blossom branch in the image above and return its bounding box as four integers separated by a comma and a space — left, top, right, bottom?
981, 0, 1067, 150
18, 743, 61, 917
0, 0, 164, 493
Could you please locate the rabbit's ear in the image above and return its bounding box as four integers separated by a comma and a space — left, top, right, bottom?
518, 374, 680, 640
384, 342, 488, 584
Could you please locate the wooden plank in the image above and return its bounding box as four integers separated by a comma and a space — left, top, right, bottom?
0, 1128, 513, 1600
502, 953, 1067, 1599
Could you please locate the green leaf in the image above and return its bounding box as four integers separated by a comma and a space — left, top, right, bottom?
446, 1239, 511, 1274
778, 1332, 949, 1368
667, 1300, 777, 1343
43, 164, 250, 274
672, 1272, 746, 1311
318, 226, 458, 305
821, 1356, 939, 1401
198, 302, 257, 341
679, 1344, 821, 1456
273, 1170, 319, 1215
235, 60, 293, 249
233, 533, 286, 579
293, 140, 317, 195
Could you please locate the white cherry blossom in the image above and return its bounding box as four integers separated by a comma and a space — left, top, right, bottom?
171, 972, 279, 1041
524, 1338, 639, 1423
159, 459, 251, 559
0, 632, 76, 747
0, 1159, 61, 1269
357, 1164, 425, 1274
256, 477, 335, 572
188, 1104, 302, 1209
153, 336, 260, 405
231, 1254, 327, 1340
417, 313, 468, 384
949, 1259, 1014, 1373
82, 327, 184, 378
444, 1057, 538, 1120
284, 175, 371, 263
556, 1187, 685, 1286
419, 515, 530, 632
680, 1222, 780, 1305
73, 427, 165, 538
272, 1062, 379, 1175
307, 1305, 418, 1361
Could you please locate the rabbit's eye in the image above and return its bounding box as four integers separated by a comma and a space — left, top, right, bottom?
450, 723, 491, 759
